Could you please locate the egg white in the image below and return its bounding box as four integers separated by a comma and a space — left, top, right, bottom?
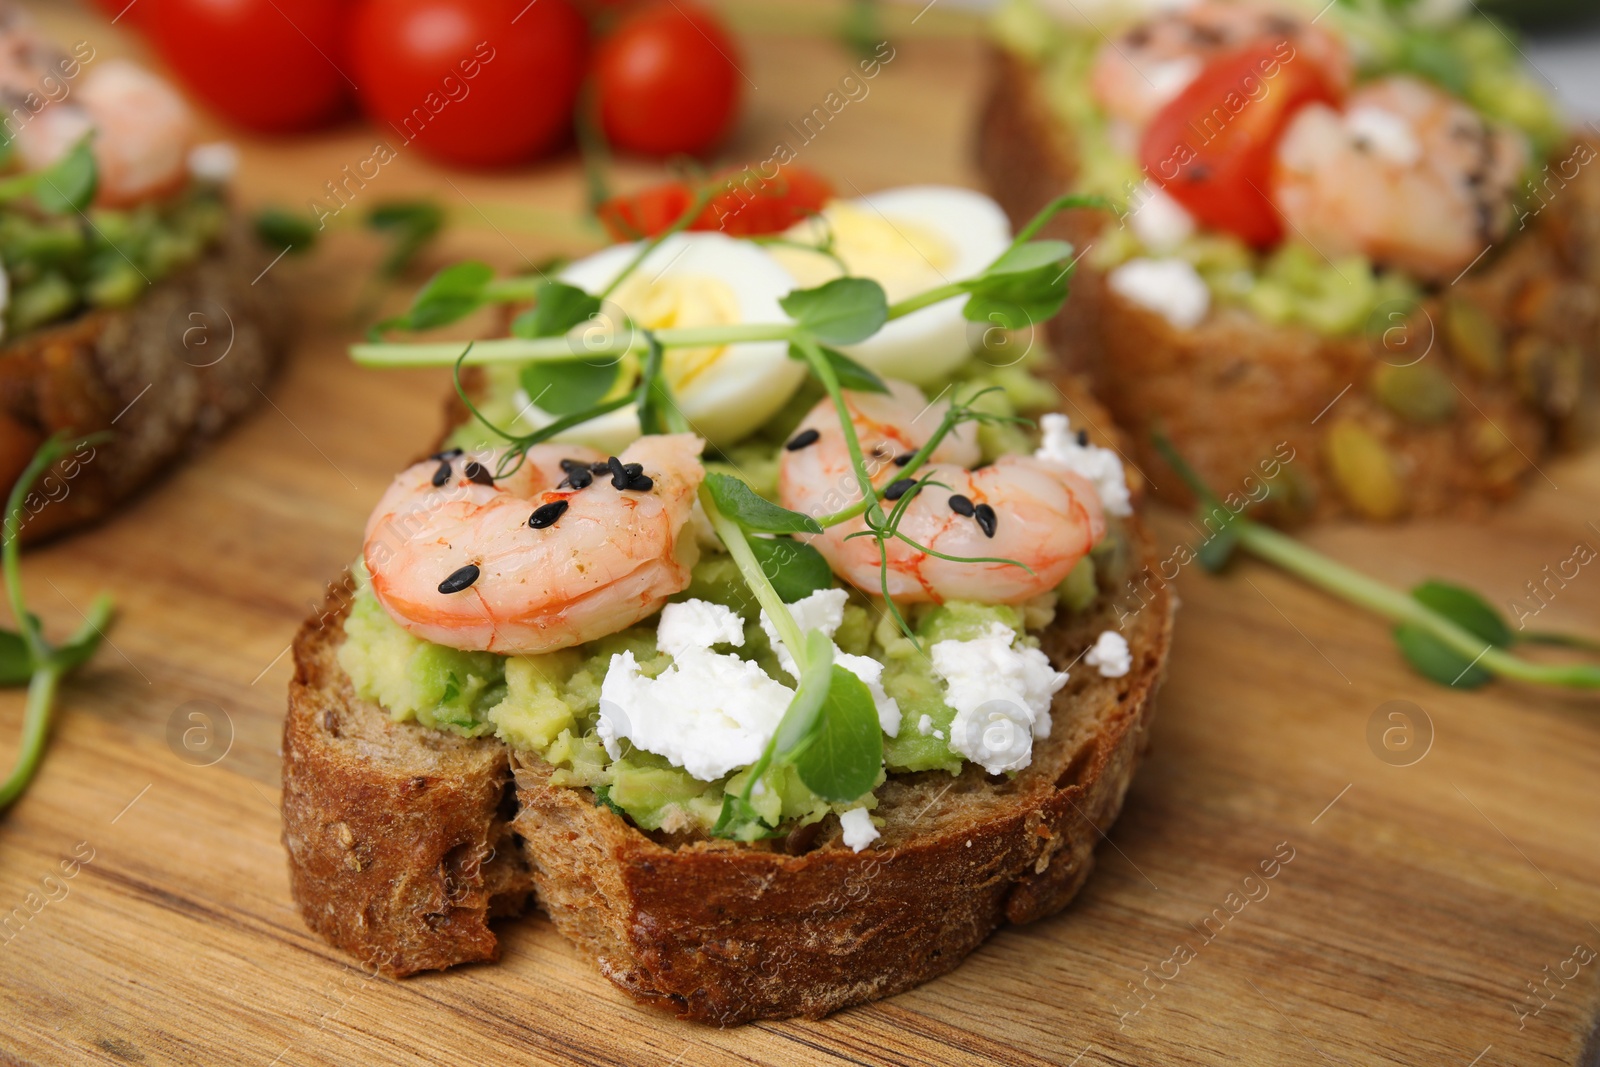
512, 232, 805, 453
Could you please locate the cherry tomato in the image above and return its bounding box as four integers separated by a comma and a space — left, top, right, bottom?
347, 0, 588, 168
1139, 41, 1341, 248
594, 1, 743, 158
144, 0, 352, 133
599, 165, 833, 241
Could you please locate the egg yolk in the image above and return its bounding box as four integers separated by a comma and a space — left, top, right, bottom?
770, 202, 957, 304
607, 272, 741, 392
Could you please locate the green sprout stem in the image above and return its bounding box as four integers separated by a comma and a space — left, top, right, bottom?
1155, 435, 1600, 690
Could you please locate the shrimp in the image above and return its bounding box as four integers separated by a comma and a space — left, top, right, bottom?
1270, 75, 1529, 283
1089, 0, 1351, 133
15, 58, 194, 208
363, 434, 706, 655
778, 383, 1106, 604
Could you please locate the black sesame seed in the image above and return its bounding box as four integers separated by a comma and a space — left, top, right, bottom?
884, 478, 916, 501
429, 448, 463, 461
623, 462, 643, 477
559, 458, 589, 473
973, 503, 997, 538
529, 500, 569, 529
438, 563, 480, 594
431, 461, 451, 487
627, 474, 654, 492
464, 461, 494, 486
607, 456, 629, 489
948, 494, 975, 517
588, 460, 611, 475
785, 428, 821, 451
894, 452, 915, 467
562, 467, 594, 490
1077, 429, 1090, 447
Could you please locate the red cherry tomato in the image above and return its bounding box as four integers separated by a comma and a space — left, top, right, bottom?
144, 0, 352, 133
347, 0, 588, 168
599, 165, 833, 241
594, 1, 743, 158
1139, 41, 1341, 248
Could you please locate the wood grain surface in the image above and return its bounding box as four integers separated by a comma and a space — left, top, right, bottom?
2, 4, 1599, 1065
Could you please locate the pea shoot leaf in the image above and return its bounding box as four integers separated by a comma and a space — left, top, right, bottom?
511, 281, 602, 339
705, 472, 822, 535
519, 360, 621, 417
962, 259, 1075, 331
1410, 580, 1512, 648
793, 666, 882, 803
367, 200, 445, 278
980, 239, 1075, 277
1394, 624, 1493, 689
33, 140, 97, 215
710, 792, 781, 841
0, 629, 31, 687
787, 343, 888, 395
1195, 525, 1239, 573
371, 261, 493, 338
254, 207, 318, 253
770, 631, 836, 756
780, 277, 888, 345
747, 537, 834, 602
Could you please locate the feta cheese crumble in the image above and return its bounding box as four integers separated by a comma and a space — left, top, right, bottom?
1034, 413, 1132, 517
1107, 257, 1210, 329
931, 622, 1068, 775
839, 807, 880, 852
761, 589, 901, 737
1128, 187, 1197, 254
1083, 630, 1132, 678
917, 714, 933, 736
655, 598, 744, 659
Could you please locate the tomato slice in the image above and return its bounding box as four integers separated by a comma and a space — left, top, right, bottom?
1139, 40, 1341, 248
598, 165, 834, 241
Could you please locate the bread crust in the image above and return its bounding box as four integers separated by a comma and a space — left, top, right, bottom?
281, 580, 534, 977
977, 46, 1600, 522
0, 221, 290, 542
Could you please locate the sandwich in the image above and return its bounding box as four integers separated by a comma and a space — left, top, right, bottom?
978, 0, 1598, 522
0, 4, 287, 541
282, 176, 1175, 1022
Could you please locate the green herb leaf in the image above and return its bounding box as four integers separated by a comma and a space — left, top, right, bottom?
518, 360, 620, 417
1394, 623, 1493, 689
511, 281, 602, 339
771, 631, 836, 756
1196, 525, 1240, 573
634, 334, 670, 436
962, 260, 1075, 331
33, 140, 97, 215
792, 666, 882, 803
0, 629, 31, 686
372, 261, 493, 338
592, 785, 627, 817
779, 277, 888, 345
705, 472, 822, 535
980, 239, 1075, 277
710, 791, 781, 841
254, 207, 318, 253
747, 537, 835, 603
787, 342, 888, 394
367, 199, 445, 277
1410, 580, 1512, 648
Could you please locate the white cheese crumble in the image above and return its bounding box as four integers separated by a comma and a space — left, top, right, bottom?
1034, 413, 1133, 518
187, 141, 239, 183
761, 589, 900, 737
1345, 105, 1422, 166
598, 648, 793, 782
655, 598, 744, 659
1084, 630, 1133, 678
839, 807, 880, 852
1128, 187, 1196, 254
1107, 257, 1210, 330
917, 714, 933, 736
931, 623, 1068, 775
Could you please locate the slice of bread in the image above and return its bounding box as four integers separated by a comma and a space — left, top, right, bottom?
282, 369, 1173, 1017
1, 221, 289, 542
977, 46, 1600, 522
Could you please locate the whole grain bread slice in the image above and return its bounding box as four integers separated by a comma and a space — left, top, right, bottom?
281, 578, 535, 977
977, 45, 1600, 523
283, 368, 1174, 1017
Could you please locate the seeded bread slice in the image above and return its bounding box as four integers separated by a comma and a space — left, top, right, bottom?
510, 508, 1172, 1024
281, 579, 535, 977
977, 46, 1600, 522
0, 221, 289, 543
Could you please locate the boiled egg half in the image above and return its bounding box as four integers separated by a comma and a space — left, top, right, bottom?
767, 185, 1013, 385
512, 232, 806, 453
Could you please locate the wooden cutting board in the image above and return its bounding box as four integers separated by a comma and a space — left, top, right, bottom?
2, 4, 1598, 1065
